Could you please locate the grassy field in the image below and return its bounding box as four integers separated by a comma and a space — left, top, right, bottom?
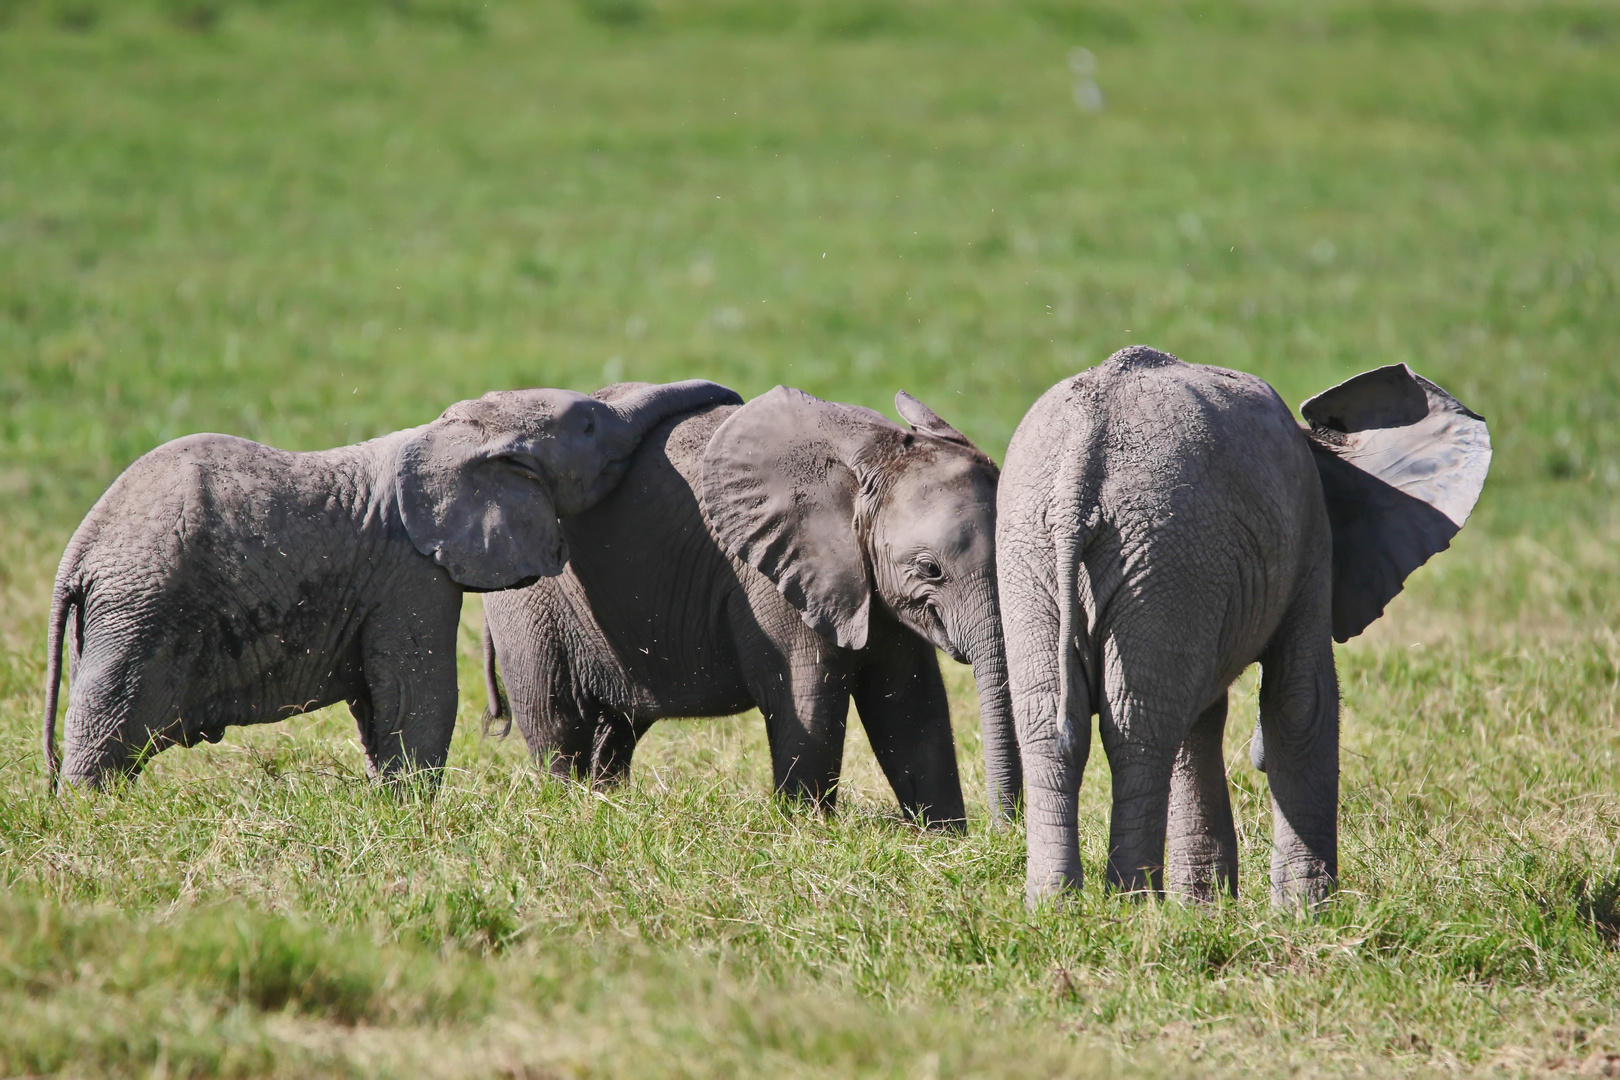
2, 0, 1618, 1075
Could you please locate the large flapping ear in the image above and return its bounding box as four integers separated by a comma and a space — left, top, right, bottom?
895, 390, 975, 448
396, 398, 569, 591
1303, 364, 1491, 641
702, 386, 896, 650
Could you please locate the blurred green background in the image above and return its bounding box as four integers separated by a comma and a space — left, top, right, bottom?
4, 0, 1615, 528
1, 1, 1617, 1076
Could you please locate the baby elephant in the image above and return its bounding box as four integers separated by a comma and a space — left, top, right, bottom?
43, 379, 741, 789
482, 385, 1011, 829
996, 348, 1489, 908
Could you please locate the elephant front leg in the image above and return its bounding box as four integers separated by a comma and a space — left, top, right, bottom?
746, 651, 854, 813
355, 602, 462, 784
851, 624, 965, 831
1166, 694, 1239, 902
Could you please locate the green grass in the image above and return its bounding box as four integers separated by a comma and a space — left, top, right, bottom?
2, 0, 1618, 1075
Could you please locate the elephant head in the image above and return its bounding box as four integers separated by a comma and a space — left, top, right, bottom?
399, 379, 742, 591
701, 386, 1018, 814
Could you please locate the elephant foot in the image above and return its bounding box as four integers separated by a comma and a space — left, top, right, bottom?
986, 806, 1023, 832
916, 813, 968, 835
1269, 865, 1336, 913
1104, 855, 1166, 900
1024, 864, 1083, 911
1168, 867, 1238, 905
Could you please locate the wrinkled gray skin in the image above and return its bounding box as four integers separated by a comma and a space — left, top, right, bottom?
43, 380, 741, 789
995, 347, 1490, 908
482, 385, 1012, 829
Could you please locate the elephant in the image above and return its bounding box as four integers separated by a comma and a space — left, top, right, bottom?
480, 384, 1013, 829
42, 379, 742, 790
993, 347, 1490, 907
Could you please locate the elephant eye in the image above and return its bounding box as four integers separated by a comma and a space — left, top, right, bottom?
913, 554, 943, 581
582, 417, 595, 435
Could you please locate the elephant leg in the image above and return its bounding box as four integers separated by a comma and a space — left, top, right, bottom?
357, 604, 461, 782
347, 688, 378, 768
1258, 586, 1339, 910
1098, 631, 1206, 898
589, 710, 639, 786
1003, 564, 1091, 901
1098, 727, 1175, 897
59, 652, 130, 786
487, 610, 598, 781
69, 603, 239, 786
1166, 694, 1239, 902
743, 648, 854, 812
531, 691, 605, 783
850, 626, 966, 831
514, 686, 603, 784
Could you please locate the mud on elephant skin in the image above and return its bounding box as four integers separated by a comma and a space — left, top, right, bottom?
482, 384, 1014, 830
43, 379, 742, 789
993, 347, 1489, 909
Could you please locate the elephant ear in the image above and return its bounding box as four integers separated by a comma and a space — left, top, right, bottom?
1303, 364, 1491, 641
895, 390, 974, 448
396, 399, 568, 592
702, 386, 888, 650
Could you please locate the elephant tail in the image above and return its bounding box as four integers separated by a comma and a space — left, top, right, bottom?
1050, 447, 1100, 751
43, 580, 78, 793
1052, 508, 1092, 747
481, 618, 512, 739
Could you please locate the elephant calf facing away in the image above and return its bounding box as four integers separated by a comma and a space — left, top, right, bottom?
43, 379, 741, 789
996, 347, 1489, 907
483, 385, 1015, 829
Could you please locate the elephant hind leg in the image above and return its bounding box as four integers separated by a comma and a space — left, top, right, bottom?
1257, 587, 1339, 910
347, 688, 378, 773
1003, 562, 1092, 902
524, 687, 600, 783
1099, 734, 1176, 897
487, 618, 601, 783
588, 711, 639, 787
1097, 633, 1216, 899
1166, 694, 1239, 902
60, 640, 183, 787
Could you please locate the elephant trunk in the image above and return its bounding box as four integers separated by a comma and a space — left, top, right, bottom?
963, 579, 1020, 825
605, 379, 743, 449
578, 380, 743, 509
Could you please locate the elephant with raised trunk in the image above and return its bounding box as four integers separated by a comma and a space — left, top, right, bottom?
994, 347, 1489, 907
43, 379, 741, 789
482, 384, 1013, 829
